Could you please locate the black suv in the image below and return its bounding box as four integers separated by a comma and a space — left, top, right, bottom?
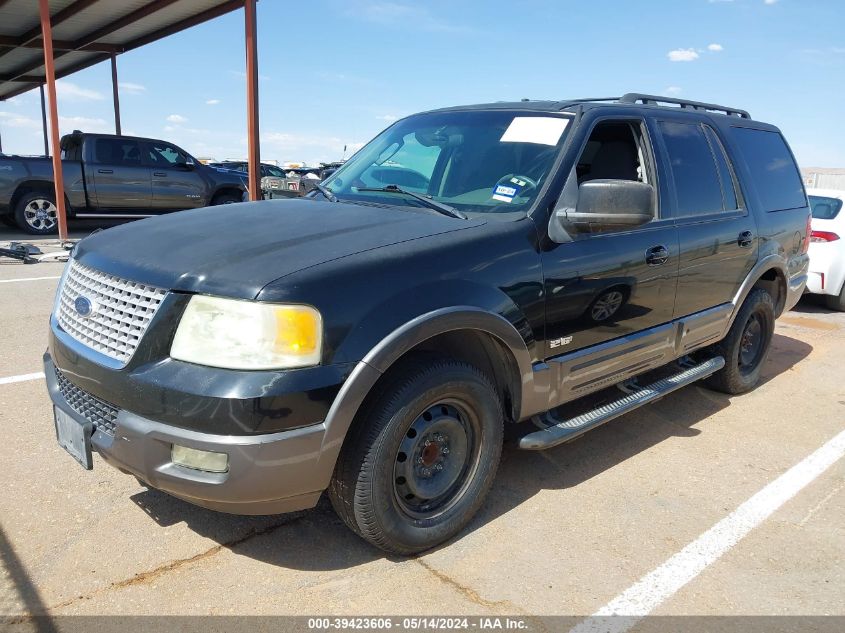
45, 94, 810, 554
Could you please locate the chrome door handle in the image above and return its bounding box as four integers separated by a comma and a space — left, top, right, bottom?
738, 231, 754, 248
645, 245, 669, 266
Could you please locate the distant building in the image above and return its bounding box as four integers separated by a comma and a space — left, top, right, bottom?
802, 167, 845, 190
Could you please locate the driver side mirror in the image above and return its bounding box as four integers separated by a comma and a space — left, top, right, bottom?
557, 179, 653, 234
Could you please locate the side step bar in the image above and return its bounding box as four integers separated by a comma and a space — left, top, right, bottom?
518, 356, 725, 451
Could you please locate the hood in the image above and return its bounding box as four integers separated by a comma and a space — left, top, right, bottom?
74, 198, 484, 299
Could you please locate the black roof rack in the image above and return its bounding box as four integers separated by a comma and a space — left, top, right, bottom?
619, 93, 750, 119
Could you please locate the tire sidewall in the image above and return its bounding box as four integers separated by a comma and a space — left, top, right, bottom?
359, 367, 503, 553
15, 191, 58, 235
724, 289, 775, 391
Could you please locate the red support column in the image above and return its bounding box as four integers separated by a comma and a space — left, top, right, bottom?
39, 0, 68, 241
244, 0, 260, 201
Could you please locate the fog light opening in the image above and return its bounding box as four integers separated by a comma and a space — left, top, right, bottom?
171, 444, 229, 473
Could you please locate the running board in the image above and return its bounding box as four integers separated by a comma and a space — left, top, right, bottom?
518, 356, 725, 451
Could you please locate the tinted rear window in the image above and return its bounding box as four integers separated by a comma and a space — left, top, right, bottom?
731, 127, 805, 212
809, 195, 843, 220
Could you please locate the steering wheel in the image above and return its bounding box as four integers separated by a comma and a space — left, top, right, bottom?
493, 174, 538, 201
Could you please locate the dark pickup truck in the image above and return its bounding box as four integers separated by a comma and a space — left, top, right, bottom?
0, 132, 248, 234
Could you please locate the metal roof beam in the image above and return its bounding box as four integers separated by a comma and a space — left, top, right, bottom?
123, 0, 244, 52
0, 0, 103, 60
1, 0, 181, 83
0, 36, 122, 53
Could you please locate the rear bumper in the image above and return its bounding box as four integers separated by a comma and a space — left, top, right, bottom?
45, 353, 328, 514
806, 242, 845, 297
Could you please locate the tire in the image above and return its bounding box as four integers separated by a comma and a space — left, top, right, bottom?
329, 356, 504, 555
824, 284, 845, 312
705, 288, 775, 394
14, 191, 59, 235
211, 192, 242, 205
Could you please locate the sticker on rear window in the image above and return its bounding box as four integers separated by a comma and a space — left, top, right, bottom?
500, 117, 569, 146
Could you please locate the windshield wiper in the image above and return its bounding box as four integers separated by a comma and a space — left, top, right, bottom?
356, 185, 467, 219
313, 182, 338, 202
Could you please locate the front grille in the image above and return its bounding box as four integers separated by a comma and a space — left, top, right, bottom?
55, 367, 118, 436
56, 259, 167, 365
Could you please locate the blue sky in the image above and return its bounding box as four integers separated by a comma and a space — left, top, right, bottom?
1, 0, 843, 166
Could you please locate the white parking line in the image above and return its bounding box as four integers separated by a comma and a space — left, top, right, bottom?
571, 428, 845, 633
0, 276, 61, 284
0, 372, 45, 385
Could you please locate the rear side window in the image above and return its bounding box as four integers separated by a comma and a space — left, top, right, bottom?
658, 121, 723, 216
95, 138, 142, 166
809, 195, 842, 220
730, 127, 805, 212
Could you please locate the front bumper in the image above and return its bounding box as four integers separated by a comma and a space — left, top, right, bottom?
45, 353, 331, 514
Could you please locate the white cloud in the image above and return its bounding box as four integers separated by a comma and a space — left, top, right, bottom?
376, 114, 398, 122
55, 81, 104, 101
353, 2, 470, 33
665, 86, 683, 95
667, 48, 700, 62
119, 82, 145, 94
0, 111, 41, 129
708, 43, 724, 52
764, 0, 778, 4
59, 115, 110, 133
166, 114, 188, 124
205, 99, 220, 105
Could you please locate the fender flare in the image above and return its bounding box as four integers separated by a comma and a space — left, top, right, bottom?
311, 307, 534, 488
726, 254, 788, 332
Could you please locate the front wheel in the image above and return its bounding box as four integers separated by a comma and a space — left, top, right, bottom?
329, 357, 503, 555
705, 288, 775, 394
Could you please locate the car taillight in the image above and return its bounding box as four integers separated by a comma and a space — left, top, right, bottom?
810, 230, 840, 243
802, 215, 812, 252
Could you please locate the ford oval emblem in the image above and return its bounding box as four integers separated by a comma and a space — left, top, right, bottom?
74, 296, 94, 317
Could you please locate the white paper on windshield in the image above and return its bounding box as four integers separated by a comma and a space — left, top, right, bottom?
500, 117, 569, 146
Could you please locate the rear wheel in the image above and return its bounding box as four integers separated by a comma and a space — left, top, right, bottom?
329, 357, 503, 555
824, 283, 845, 312
14, 191, 58, 235
705, 288, 775, 394
211, 192, 242, 205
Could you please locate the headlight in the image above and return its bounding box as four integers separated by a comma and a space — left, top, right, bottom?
171, 295, 322, 370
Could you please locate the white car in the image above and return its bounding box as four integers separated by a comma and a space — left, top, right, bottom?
806, 188, 845, 310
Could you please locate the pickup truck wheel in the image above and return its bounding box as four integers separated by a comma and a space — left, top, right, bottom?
211, 193, 242, 205
705, 288, 774, 394
329, 357, 503, 555
15, 192, 58, 235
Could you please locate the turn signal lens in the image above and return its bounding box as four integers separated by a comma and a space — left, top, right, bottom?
171, 295, 323, 369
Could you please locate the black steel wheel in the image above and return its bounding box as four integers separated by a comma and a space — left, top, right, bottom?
705, 288, 774, 394
329, 356, 503, 555
393, 400, 480, 520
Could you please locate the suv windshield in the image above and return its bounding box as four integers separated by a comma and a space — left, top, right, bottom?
809, 195, 843, 220
323, 110, 571, 215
